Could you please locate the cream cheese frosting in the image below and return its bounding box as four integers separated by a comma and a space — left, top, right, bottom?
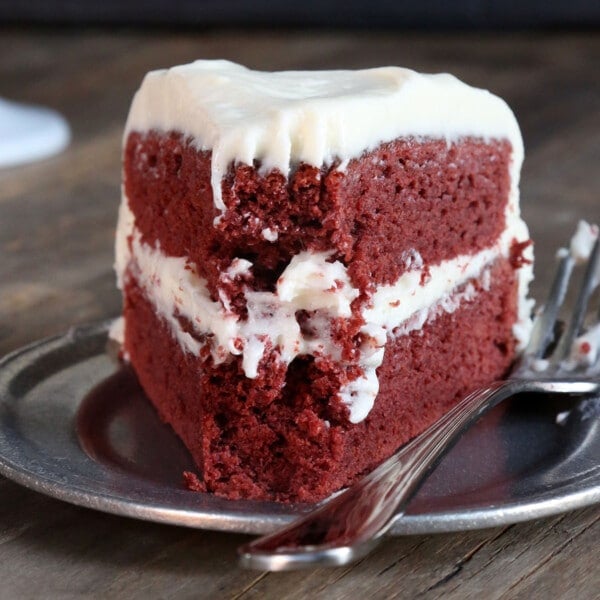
115, 200, 533, 423
569, 220, 599, 264
118, 60, 533, 423
125, 60, 524, 223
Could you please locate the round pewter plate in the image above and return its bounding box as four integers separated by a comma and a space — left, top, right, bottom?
0, 320, 598, 535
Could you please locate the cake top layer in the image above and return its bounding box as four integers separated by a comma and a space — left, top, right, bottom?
126, 60, 523, 216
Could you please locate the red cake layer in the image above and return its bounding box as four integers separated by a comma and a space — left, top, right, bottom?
122, 257, 517, 503
124, 131, 511, 300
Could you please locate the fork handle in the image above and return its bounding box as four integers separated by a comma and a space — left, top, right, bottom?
238, 379, 525, 571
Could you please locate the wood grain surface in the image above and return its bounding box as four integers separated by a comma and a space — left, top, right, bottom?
0, 29, 599, 599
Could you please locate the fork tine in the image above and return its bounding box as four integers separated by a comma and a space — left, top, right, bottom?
552, 236, 600, 364
525, 251, 575, 360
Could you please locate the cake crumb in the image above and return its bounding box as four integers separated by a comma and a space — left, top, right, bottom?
183, 471, 207, 492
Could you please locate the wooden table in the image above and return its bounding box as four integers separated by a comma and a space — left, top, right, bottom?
1, 29, 599, 599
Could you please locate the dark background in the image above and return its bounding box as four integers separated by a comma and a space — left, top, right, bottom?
1, 0, 599, 28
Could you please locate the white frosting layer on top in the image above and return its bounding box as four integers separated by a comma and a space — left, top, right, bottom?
125, 60, 523, 220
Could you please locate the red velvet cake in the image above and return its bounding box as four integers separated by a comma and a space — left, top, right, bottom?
113, 60, 534, 502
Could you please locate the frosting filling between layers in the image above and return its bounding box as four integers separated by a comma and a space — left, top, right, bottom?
115, 200, 533, 423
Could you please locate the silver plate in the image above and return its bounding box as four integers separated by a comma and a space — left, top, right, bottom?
0, 320, 598, 535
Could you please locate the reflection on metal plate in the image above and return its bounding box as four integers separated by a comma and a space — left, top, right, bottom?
0, 320, 598, 535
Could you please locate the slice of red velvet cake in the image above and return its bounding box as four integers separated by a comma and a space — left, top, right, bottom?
113, 60, 534, 502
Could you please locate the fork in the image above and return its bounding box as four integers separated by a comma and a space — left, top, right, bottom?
238, 225, 600, 571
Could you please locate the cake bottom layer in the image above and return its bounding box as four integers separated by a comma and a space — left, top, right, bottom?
122, 258, 518, 503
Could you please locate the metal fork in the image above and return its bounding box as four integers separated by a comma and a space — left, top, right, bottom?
238, 226, 600, 571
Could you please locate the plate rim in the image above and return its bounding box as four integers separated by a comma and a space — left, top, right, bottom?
0, 320, 599, 536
